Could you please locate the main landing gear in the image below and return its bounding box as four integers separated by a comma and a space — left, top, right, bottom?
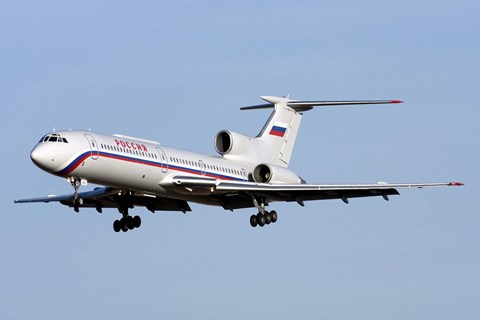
250, 210, 278, 228
113, 206, 141, 233
249, 197, 278, 228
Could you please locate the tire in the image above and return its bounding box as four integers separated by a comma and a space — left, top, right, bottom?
270, 210, 278, 223
113, 220, 121, 232
265, 212, 272, 224
126, 216, 135, 230
250, 215, 258, 227
120, 218, 128, 232
133, 215, 142, 228
257, 213, 266, 227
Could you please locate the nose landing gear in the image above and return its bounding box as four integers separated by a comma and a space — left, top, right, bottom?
68, 177, 84, 212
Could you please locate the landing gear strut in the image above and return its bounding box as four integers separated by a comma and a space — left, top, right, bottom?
249, 197, 278, 228
69, 177, 83, 212
112, 206, 141, 233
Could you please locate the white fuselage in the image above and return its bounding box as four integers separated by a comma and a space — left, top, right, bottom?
31, 130, 253, 205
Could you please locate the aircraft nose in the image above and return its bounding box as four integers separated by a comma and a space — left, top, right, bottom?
30, 147, 42, 166
30, 144, 55, 172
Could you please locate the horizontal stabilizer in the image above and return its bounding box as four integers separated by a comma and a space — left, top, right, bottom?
241, 96, 403, 111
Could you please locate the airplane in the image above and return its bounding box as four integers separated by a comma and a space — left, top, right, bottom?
15, 96, 463, 232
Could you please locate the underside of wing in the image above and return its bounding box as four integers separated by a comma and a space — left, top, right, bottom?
212, 181, 402, 207
210, 180, 461, 209
14, 187, 111, 204
15, 187, 191, 213
169, 175, 462, 210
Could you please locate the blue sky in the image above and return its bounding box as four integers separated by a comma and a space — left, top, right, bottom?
1, 1, 478, 319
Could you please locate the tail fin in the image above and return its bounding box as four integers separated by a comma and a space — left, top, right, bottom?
242, 96, 402, 168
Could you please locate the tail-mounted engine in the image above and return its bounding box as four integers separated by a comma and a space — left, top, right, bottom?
252, 163, 301, 184
215, 130, 263, 159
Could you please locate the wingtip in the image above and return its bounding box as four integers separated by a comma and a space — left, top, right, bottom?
448, 182, 464, 186
391, 100, 403, 104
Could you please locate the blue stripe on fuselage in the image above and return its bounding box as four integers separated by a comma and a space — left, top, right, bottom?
57, 151, 244, 181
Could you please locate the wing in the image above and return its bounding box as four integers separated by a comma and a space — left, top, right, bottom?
15, 187, 191, 213
172, 176, 463, 210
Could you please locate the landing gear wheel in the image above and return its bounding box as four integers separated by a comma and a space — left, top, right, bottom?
250, 215, 258, 227
113, 220, 121, 232
126, 216, 135, 230
265, 211, 272, 224
257, 213, 266, 227
120, 218, 128, 232
270, 210, 277, 223
133, 215, 141, 228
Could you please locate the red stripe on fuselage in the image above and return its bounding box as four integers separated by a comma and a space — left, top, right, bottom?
60, 151, 241, 181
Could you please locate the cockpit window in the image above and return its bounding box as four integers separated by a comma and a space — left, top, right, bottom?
39, 133, 68, 143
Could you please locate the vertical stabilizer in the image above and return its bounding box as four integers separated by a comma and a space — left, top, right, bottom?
240, 96, 403, 168
254, 96, 302, 168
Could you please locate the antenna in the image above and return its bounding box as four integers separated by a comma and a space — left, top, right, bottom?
53, 127, 56, 132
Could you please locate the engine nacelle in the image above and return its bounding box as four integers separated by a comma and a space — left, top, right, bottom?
252, 163, 301, 184
215, 130, 261, 157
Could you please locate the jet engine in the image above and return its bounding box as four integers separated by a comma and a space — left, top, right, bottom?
215, 130, 262, 157
252, 163, 301, 184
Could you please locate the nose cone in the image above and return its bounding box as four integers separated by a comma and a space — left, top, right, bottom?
30, 144, 56, 173
30, 147, 42, 166
30, 147, 44, 167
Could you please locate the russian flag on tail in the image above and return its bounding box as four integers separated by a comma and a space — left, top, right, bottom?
269, 122, 288, 137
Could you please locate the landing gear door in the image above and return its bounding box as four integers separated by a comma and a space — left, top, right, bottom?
156, 147, 168, 173
84, 134, 99, 160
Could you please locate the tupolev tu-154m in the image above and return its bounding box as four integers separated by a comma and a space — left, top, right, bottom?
15, 96, 463, 232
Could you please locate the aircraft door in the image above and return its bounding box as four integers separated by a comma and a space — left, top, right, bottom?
198, 160, 206, 176
156, 147, 168, 173
84, 134, 99, 160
